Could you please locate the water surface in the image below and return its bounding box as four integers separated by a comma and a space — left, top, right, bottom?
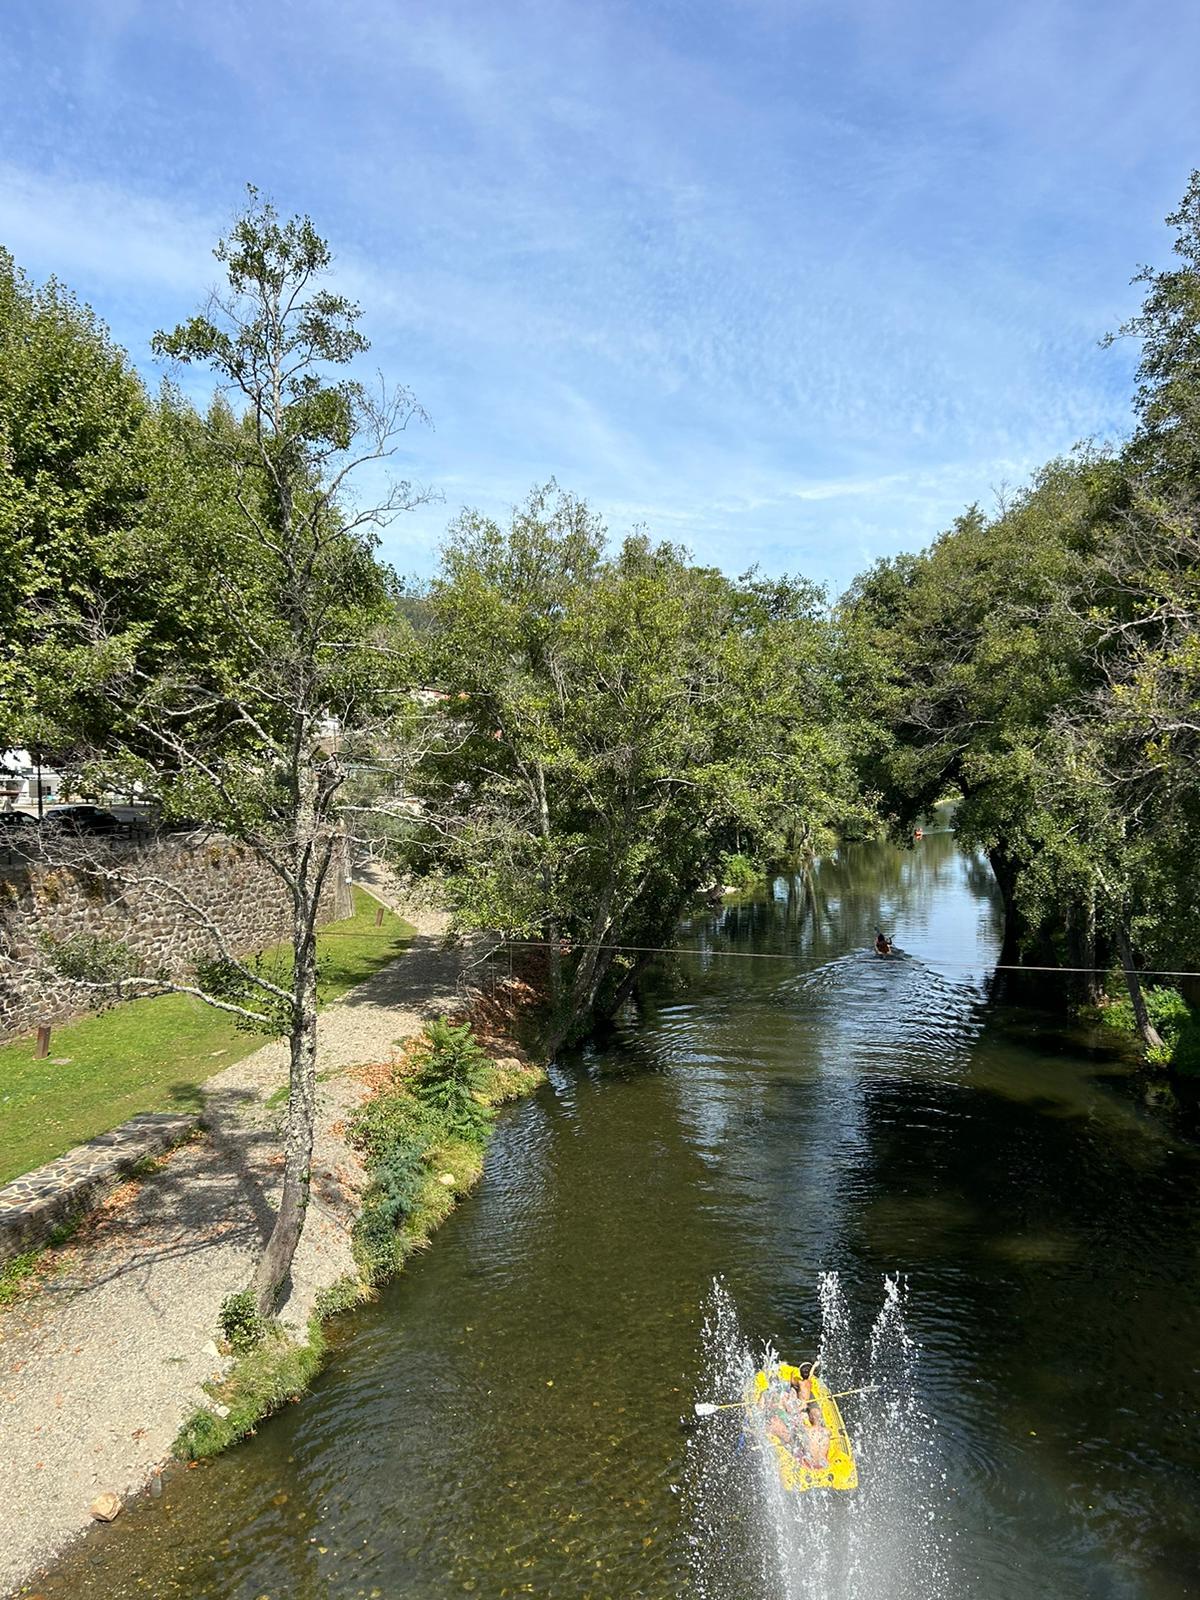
37, 832, 1200, 1598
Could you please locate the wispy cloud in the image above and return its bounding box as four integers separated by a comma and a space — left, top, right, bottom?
0, 0, 1189, 594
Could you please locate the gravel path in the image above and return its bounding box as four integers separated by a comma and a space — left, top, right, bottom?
0, 879, 465, 1599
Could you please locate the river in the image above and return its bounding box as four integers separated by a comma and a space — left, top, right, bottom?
34, 830, 1200, 1599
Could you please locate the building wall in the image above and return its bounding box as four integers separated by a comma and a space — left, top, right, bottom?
0, 835, 354, 1040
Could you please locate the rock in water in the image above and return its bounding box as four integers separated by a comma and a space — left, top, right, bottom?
90, 1492, 122, 1522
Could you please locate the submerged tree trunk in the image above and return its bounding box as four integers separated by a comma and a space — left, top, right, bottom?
986, 843, 1027, 968
599, 949, 655, 1020
1114, 923, 1165, 1055
544, 875, 620, 1057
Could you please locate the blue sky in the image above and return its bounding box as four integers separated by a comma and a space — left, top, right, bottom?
2, 0, 1198, 595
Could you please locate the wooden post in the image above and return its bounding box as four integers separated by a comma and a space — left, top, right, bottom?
35, 1024, 51, 1059
374, 904, 385, 927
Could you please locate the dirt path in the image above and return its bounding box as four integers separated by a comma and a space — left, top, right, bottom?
0, 880, 464, 1598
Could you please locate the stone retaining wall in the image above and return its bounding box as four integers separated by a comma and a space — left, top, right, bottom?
0, 1112, 201, 1265
0, 834, 353, 1040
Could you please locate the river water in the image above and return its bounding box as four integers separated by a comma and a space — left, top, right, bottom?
36, 831, 1200, 1599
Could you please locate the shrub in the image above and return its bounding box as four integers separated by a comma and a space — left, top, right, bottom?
174, 1320, 325, 1460
411, 1019, 494, 1142
314, 1275, 368, 1320
354, 1138, 432, 1279
219, 1288, 268, 1353
1171, 1018, 1200, 1077
1099, 985, 1200, 1072
718, 852, 759, 893
346, 1087, 436, 1164
45, 930, 136, 985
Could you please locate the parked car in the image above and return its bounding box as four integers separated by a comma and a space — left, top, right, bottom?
0, 810, 40, 842
42, 804, 124, 836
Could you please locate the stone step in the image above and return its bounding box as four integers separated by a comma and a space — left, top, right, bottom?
0, 1112, 200, 1264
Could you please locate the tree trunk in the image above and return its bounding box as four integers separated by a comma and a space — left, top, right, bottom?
986, 843, 1026, 967
251, 917, 318, 1315
598, 949, 655, 1021
1114, 923, 1165, 1055
1080, 884, 1102, 1006
536, 763, 562, 1008
544, 874, 619, 1056
251, 751, 324, 1316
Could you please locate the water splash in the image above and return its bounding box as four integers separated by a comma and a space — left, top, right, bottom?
685, 1276, 954, 1599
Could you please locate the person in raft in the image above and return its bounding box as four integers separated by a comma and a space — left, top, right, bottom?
790, 1361, 815, 1405
798, 1401, 832, 1471
763, 1362, 816, 1447
874, 928, 893, 956
764, 1377, 801, 1447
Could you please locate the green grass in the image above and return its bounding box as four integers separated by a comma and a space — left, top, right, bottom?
0, 888, 414, 1184
173, 1320, 327, 1460
0, 1249, 41, 1309
0, 1215, 83, 1309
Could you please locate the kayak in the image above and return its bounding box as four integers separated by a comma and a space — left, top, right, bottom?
751, 1362, 858, 1493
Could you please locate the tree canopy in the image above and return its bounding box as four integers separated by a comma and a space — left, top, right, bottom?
403, 484, 862, 1045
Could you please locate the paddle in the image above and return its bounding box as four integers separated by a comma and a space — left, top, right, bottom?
693, 1383, 879, 1417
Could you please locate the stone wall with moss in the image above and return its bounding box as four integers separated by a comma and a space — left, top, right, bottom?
0, 835, 353, 1039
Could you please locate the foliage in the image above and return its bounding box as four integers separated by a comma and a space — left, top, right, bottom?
0, 248, 162, 745
1105, 168, 1200, 483
841, 172, 1200, 1041
1170, 1019, 1200, 1077
0, 1214, 83, 1311
354, 1146, 429, 1278
718, 853, 760, 893
218, 1289, 269, 1353
0, 1249, 41, 1310
313, 1275, 368, 1320
173, 1318, 326, 1460
44, 931, 137, 987
411, 1019, 494, 1141
405, 483, 864, 1046
344, 1021, 532, 1285
1099, 986, 1195, 1067
8, 189, 431, 1313
346, 1077, 437, 1163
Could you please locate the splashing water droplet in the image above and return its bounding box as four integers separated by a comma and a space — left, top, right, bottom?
684, 1275, 956, 1599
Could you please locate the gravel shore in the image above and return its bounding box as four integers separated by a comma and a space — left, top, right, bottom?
0, 882, 464, 1599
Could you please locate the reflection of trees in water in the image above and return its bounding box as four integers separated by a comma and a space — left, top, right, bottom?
692, 835, 995, 954
964, 854, 998, 902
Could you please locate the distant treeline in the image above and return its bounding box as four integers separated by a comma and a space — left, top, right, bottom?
841, 172, 1200, 1060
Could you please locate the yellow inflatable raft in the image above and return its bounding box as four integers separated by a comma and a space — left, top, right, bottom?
751, 1362, 858, 1492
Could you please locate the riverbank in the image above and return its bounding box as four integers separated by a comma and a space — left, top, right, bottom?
0, 884, 543, 1598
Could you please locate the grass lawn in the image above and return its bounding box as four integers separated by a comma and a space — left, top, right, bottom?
0, 888, 414, 1185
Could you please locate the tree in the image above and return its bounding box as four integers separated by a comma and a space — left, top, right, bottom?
841, 460, 1103, 974
37, 191, 429, 1312
0, 248, 158, 749
406, 485, 858, 1049
843, 444, 1199, 1051
1105, 168, 1200, 485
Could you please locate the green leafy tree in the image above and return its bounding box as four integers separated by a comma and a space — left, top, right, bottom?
407, 485, 859, 1049
31, 192, 429, 1312
1105, 167, 1200, 483
0, 249, 160, 751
